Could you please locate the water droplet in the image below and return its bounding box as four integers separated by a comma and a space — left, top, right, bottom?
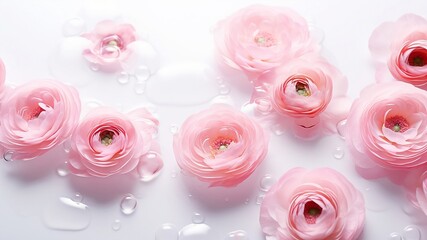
219, 84, 230, 95
42, 197, 91, 231
134, 81, 146, 95
271, 124, 285, 136
336, 119, 347, 139
120, 194, 138, 215
403, 225, 421, 240
389, 232, 403, 240
89, 63, 100, 71
56, 165, 69, 177
226, 230, 249, 239
333, 146, 344, 159
256, 194, 265, 205
170, 170, 177, 178
138, 151, 163, 182
192, 212, 205, 224
117, 71, 130, 84
260, 174, 276, 192
72, 193, 83, 203
3, 150, 14, 162
244, 198, 249, 205
63, 141, 71, 153
112, 219, 121, 231
188, 194, 193, 198
178, 223, 217, 240
170, 124, 179, 134
364, 186, 392, 212
135, 65, 151, 81
62, 18, 85, 37
155, 223, 179, 240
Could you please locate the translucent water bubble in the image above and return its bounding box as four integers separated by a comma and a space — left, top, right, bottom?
63, 141, 71, 153
117, 71, 130, 84
112, 219, 121, 231
72, 193, 83, 203
219, 84, 230, 95
226, 230, 249, 240
89, 63, 100, 72
403, 225, 421, 240
256, 194, 265, 205
135, 65, 151, 82
3, 150, 14, 162
336, 119, 347, 139
260, 174, 276, 192
192, 212, 205, 224
170, 125, 179, 135
57, 167, 69, 177
389, 232, 403, 240
178, 223, 217, 240
42, 197, 91, 231
120, 194, 138, 215
155, 223, 179, 240
62, 18, 86, 37
271, 124, 285, 136
138, 151, 163, 182
333, 147, 344, 159
134, 81, 146, 95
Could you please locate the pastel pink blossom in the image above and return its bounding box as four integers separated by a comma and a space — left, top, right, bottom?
260, 168, 365, 240
369, 14, 427, 89
173, 104, 268, 187
68, 107, 162, 177
346, 81, 427, 178
404, 170, 427, 216
214, 5, 319, 79
0, 80, 81, 160
82, 20, 137, 72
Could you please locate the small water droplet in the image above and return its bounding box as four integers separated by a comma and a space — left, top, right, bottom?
57, 166, 69, 177
3, 150, 14, 162
178, 223, 217, 240
120, 194, 138, 215
63, 141, 71, 153
138, 151, 163, 182
42, 197, 91, 231
336, 119, 347, 139
170, 170, 177, 178
256, 194, 265, 205
333, 146, 344, 159
192, 212, 205, 224
226, 230, 249, 239
72, 193, 83, 203
219, 84, 230, 95
112, 219, 121, 231
188, 194, 193, 198
117, 71, 130, 84
260, 174, 276, 192
155, 223, 179, 240
89, 63, 100, 71
170, 124, 179, 135
244, 198, 249, 205
62, 18, 85, 37
389, 232, 403, 240
135, 65, 151, 81
403, 225, 421, 240
255, 97, 273, 115
270, 124, 285, 136
134, 81, 146, 95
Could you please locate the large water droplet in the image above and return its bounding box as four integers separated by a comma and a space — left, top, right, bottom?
226, 230, 249, 240
112, 219, 121, 231
178, 223, 217, 240
389, 232, 403, 240
336, 119, 347, 139
192, 212, 205, 224
42, 197, 90, 231
403, 225, 421, 240
3, 150, 14, 162
135, 65, 151, 81
333, 146, 344, 159
260, 174, 276, 192
62, 18, 85, 37
138, 151, 163, 182
117, 71, 130, 84
120, 194, 138, 215
155, 223, 179, 240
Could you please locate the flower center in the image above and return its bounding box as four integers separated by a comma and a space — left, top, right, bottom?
303, 201, 322, 224
209, 137, 233, 157
385, 115, 409, 133
24, 106, 44, 121
295, 81, 311, 96
407, 48, 427, 67
100, 35, 123, 59
254, 31, 276, 47
100, 130, 115, 146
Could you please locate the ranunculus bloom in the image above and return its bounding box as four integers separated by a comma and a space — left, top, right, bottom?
369, 14, 427, 89
173, 104, 268, 187
82, 20, 137, 72
214, 5, 318, 78
346, 81, 427, 178
260, 168, 365, 240
0, 80, 81, 160
68, 107, 162, 177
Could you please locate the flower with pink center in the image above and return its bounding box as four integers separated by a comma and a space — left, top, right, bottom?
213, 5, 319, 79
82, 20, 137, 72
369, 14, 427, 89
0, 80, 81, 160
260, 168, 365, 240
346, 81, 427, 178
173, 104, 269, 187
68, 107, 162, 178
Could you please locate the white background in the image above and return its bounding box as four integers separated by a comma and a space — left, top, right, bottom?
0, 0, 427, 239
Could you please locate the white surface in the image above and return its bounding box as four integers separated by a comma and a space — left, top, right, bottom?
0, 0, 427, 239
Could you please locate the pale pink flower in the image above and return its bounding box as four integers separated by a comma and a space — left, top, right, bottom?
68, 107, 162, 178
82, 20, 137, 72
404, 170, 427, 216
173, 104, 268, 187
260, 168, 365, 240
214, 5, 318, 79
346, 81, 427, 178
0, 80, 81, 160
369, 14, 427, 89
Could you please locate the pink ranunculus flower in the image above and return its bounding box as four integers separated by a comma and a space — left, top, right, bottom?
260, 168, 365, 240
68, 107, 162, 178
0, 80, 81, 161
346, 81, 427, 178
173, 104, 269, 187
369, 14, 427, 89
82, 20, 137, 72
214, 5, 319, 79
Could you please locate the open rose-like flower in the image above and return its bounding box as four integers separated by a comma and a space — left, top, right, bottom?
68, 107, 162, 178
0, 80, 81, 160
260, 168, 365, 240
369, 14, 427, 89
173, 104, 268, 187
82, 20, 137, 72
346, 81, 427, 178
214, 5, 318, 79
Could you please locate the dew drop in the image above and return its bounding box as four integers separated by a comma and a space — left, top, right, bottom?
226, 230, 249, 240
134, 81, 146, 95
62, 18, 85, 37
120, 194, 138, 215
112, 219, 121, 231
170, 124, 179, 135
72, 193, 83, 203
155, 223, 179, 240
117, 71, 130, 84
3, 150, 14, 162
56, 165, 69, 177
188, 194, 193, 198
135, 65, 151, 82
244, 198, 249, 205
219, 84, 230, 95
256, 194, 265, 205
63, 140, 71, 153
138, 151, 163, 182
403, 225, 421, 240
192, 212, 205, 224
333, 146, 344, 159
42, 197, 91, 231
389, 232, 403, 240
260, 174, 276, 192
271, 124, 285, 136
89, 63, 100, 72
178, 223, 217, 240
336, 119, 347, 139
